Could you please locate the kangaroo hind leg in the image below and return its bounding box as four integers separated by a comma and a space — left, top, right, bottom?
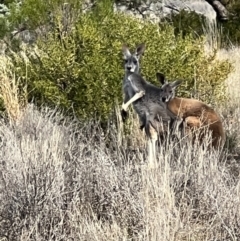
147, 125, 158, 168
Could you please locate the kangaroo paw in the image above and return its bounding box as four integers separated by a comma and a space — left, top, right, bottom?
138, 91, 145, 97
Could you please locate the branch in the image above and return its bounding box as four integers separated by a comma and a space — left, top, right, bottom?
205, 0, 229, 21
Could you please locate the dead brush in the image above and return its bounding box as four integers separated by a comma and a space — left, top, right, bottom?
0, 56, 27, 123
0, 104, 240, 240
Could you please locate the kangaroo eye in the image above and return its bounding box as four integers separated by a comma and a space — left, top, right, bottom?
133, 60, 137, 64
169, 90, 172, 94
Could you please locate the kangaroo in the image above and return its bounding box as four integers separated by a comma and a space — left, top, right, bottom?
121, 72, 182, 165
121, 45, 182, 164
121, 43, 181, 128
156, 72, 226, 149
121, 43, 146, 123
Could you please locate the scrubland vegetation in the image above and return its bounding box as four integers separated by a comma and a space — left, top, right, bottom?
0, 0, 240, 240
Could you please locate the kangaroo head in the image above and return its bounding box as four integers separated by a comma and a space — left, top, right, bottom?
122, 43, 145, 74
156, 72, 182, 102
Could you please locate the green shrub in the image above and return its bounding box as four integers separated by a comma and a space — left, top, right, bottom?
10, 0, 232, 120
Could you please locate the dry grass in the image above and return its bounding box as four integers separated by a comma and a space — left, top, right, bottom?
215, 47, 240, 154
0, 55, 27, 123
217, 47, 240, 102
0, 102, 239, 240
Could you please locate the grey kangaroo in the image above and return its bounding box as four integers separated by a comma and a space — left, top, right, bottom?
121, 44, 182, 165
121, 43, 174, 126
121, 43, 145, 123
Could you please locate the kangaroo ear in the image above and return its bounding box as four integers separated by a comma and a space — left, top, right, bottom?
122, 44, 131, 58
171, 80, 182, 89
156, 72, 166, 85
135, 43, 145, 57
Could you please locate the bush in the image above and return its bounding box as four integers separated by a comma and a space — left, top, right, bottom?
9, 0, 231, 120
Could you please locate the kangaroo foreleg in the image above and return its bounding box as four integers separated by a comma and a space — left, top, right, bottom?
121, 91, 145, 112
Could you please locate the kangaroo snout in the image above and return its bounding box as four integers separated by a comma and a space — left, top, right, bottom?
162, 97, 166, 102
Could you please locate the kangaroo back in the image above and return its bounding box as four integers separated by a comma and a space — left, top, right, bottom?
167, 97, 225, 148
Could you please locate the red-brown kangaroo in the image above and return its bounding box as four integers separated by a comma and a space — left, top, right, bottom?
156, 72, 225, 149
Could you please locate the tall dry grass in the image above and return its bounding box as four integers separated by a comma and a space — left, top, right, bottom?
215, 47, 240, 154
0, 55, 27, 123
0, 102, 239, 240
200, 15, 240, 154
217, 47, 240, 102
